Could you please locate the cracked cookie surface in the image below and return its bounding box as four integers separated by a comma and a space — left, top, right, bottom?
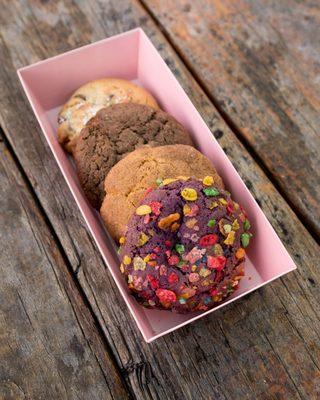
74, 104, 193, 208
57, 78, 159, 153
100, 144, 224, 240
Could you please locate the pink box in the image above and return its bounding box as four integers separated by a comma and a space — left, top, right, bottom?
18, 28, 296, 342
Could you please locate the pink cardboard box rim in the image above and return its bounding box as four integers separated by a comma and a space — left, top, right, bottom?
17, 28, 297, 343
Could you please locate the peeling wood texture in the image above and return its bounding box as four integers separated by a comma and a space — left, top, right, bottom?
0, 0, 319, 399
143, 0, 320, 238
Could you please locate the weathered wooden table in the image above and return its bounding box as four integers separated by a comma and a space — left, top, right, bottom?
1, 1, 319, 399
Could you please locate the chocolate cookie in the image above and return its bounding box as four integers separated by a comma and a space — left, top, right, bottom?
100, 144, 224, 240
74, 104, 193, 208
57, 78, 159, 153
119, 178, 252, 313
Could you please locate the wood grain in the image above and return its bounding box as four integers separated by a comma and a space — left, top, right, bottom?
0, 134, 129, 399
143, 0, 320, 238
0, 0, 319, 399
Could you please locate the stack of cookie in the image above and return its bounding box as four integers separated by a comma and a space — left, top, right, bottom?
58, 78, 252, 313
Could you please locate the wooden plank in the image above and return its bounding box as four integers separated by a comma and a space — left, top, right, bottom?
0, 0, 319, 398
142, 0, 320, 238
0, 135, 129, 399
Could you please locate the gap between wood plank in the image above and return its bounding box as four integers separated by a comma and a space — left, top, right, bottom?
138, 0, 320, 245
0, 127, 136, 400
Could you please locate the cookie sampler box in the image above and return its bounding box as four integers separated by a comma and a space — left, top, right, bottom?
18, 28, 296, 343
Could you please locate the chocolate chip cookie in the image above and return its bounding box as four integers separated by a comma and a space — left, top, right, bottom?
57, 78, 159, 153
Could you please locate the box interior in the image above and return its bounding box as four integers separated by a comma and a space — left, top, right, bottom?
18, 28, 296, 342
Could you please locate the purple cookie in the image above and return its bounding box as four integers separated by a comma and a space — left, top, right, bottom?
119, 177, 252, 313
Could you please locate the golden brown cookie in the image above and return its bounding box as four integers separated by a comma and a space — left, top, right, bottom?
57, 78, 159, 153
100, 144, 224, 241
74, 103, 193, 209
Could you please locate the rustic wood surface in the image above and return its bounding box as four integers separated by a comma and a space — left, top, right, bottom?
0, 0, 319, 399
143, 0, 320, 239
0, 134, 129, 399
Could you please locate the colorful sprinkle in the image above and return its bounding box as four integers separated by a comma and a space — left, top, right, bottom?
224, 231, 235, 245
162, 178, 177, 186
189, 273, 200, 282
219, 219, 231, 236
239, 212, 246, 222
147, 261, 157, 267
183, 204, 191, 215
156, 289, 176, 303
136, 204, 152, 216
207, 255, 226, 271
203, 176, 214, 186
199, 267, 211, 278
150, 201, 162, 215
219, 198, 228, 205
181, 188, 198, 201
168, 272, 179, 284
180, 287, 196, 299
209, 201, 219, 209
147, 275, 159, 289
204, 297, 212, 305
207, 219, 216, 227
175, 244, 185, 254
133, 256, 146, 271
171, 222, 180, 232
199, 234, 218, 247
243, 219, 251, 231
213, 243, 224, 256
236, 248, 246, 259
168, 255, 180, 266
226, 201, 235, 214
180, 264, 189, 272
123, 255, 132, 265
158, 213, 180, 230
188, 204, 199, 217
241, 233, 251, 248
232, 219, 240, 230
156, 178, 163, 186
203, 187, 220, 197
210, 288, 219, 296
186, 217, 198, 229
119, 236, 126, 245
190, 233, 200, 242
137, 232, 149, 246
160, 265, 167, 275
184, 247, 205, 263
